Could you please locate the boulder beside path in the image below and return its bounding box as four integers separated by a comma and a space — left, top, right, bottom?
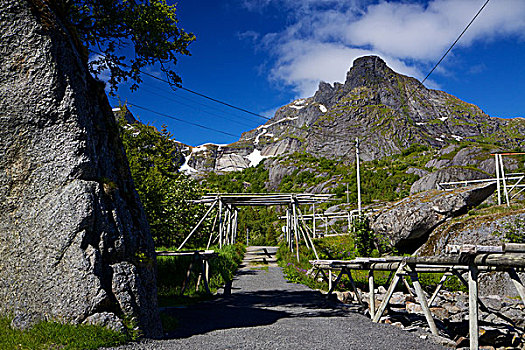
371, 182, 496, 252
0, 0, 161, 337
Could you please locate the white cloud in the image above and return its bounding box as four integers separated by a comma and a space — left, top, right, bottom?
252, 0, 525, 97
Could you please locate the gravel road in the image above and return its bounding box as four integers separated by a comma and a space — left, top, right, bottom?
110, 247, 446, 350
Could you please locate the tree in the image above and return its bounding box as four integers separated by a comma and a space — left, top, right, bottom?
117, 109, 208, 248
55, 0, 195, 93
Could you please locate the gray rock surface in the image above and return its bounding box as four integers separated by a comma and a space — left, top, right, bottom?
176, 56, 525, 178
417, 210, 525, 297
0, 0, 161, 336
410, 166, 491, 194
371, 183, 496, 252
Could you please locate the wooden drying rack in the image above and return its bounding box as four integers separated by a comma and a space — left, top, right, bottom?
310, 243, 525, 349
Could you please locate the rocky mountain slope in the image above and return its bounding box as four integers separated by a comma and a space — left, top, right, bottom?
178, 56, 524, 180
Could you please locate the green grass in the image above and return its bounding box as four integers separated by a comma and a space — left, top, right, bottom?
0, 316, 129, 350
277, 234, 467, 295
157, 244, 245, 306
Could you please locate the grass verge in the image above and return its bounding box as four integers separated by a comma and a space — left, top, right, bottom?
0, 316, 129, 350
277, 236, 466, 294
157, 244, 245, 306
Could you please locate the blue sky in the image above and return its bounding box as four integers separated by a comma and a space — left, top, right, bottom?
106, 0, 525, 147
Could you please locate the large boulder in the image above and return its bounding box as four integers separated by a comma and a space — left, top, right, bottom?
417, 210, 525, 297
371, 182, 496, 252
0, 0, 161, 336
410, 166, 491, 194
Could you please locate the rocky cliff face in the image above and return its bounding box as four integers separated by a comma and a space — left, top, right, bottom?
0, 0, 161, 336
179, 56, 524, 179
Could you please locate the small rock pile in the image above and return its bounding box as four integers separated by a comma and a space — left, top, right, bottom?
330, 287, 524, 349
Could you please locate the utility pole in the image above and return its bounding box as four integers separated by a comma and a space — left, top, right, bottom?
356, 137, 362, 215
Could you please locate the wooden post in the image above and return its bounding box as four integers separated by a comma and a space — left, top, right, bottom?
312, 203, 316, 238
495, 154, 501, 205
202, 259, 211, 294
329, 270, 333, 291
499, 154, 510, 206
232, 209, 238, 244
206, 211, 219, 249
402, 276, 415, 297
356, 137, 362, 215
372, 262, 405, 323
369, 270, 375, 318
409, 271, 439, 336
327, 269, 345, 296
347, 269, 366, 307
469, 264, 479, 350
297, 206, 319, 259
178, 200, 217, 250
292, 200, 300, 262
218, 199, 223, 248
508, 268, 525, 306
429, 273, 449, 307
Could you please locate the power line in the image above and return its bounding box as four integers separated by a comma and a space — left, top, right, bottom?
383, 0, 492, 144
95, 0, 492, 147
139, 69, 271, 121
421, 0, 491, 85
139, 85, 258, 129
111, 98, 239, 138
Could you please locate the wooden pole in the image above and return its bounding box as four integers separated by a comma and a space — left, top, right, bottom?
356, 137, 362, 215
495, 154, 501, 205
372, 262, 405, 323
369, 270, 375, 318
429, 273, 450, 307
469, 264, 479, 350
499, 154, 510, 206
409, 271, 439, 336
178, 200, 218, 250
297, 206, 319, 259
312, 203, 316, 238
206, 211, 219, 250
202, 260, 211, 294
347, 269, 366, 307
292, 200, 300, 262
508, 268, 525, 306
218, 199, 223, 248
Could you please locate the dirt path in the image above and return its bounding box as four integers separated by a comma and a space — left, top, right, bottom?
112, 246, 445, 349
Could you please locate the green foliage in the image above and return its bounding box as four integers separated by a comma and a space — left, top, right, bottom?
352, 216, 374, 257
204, 162, 269, 193
62, 0, 195, 92
119, 113, 208, 248
0, 316, 129, 349
493, 218, 525, 243
156, 244, 245, 305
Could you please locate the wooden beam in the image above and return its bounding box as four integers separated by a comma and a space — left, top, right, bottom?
409, 271, 439, 336
469, 264, 479, 350
429, 273, 450, 307
508, 268, 525, 306
178, 200, 217, 250
369, 270, 375, 319
372, 262, 405, 323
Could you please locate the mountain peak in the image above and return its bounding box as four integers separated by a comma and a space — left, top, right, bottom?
344, 55, 394, 91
